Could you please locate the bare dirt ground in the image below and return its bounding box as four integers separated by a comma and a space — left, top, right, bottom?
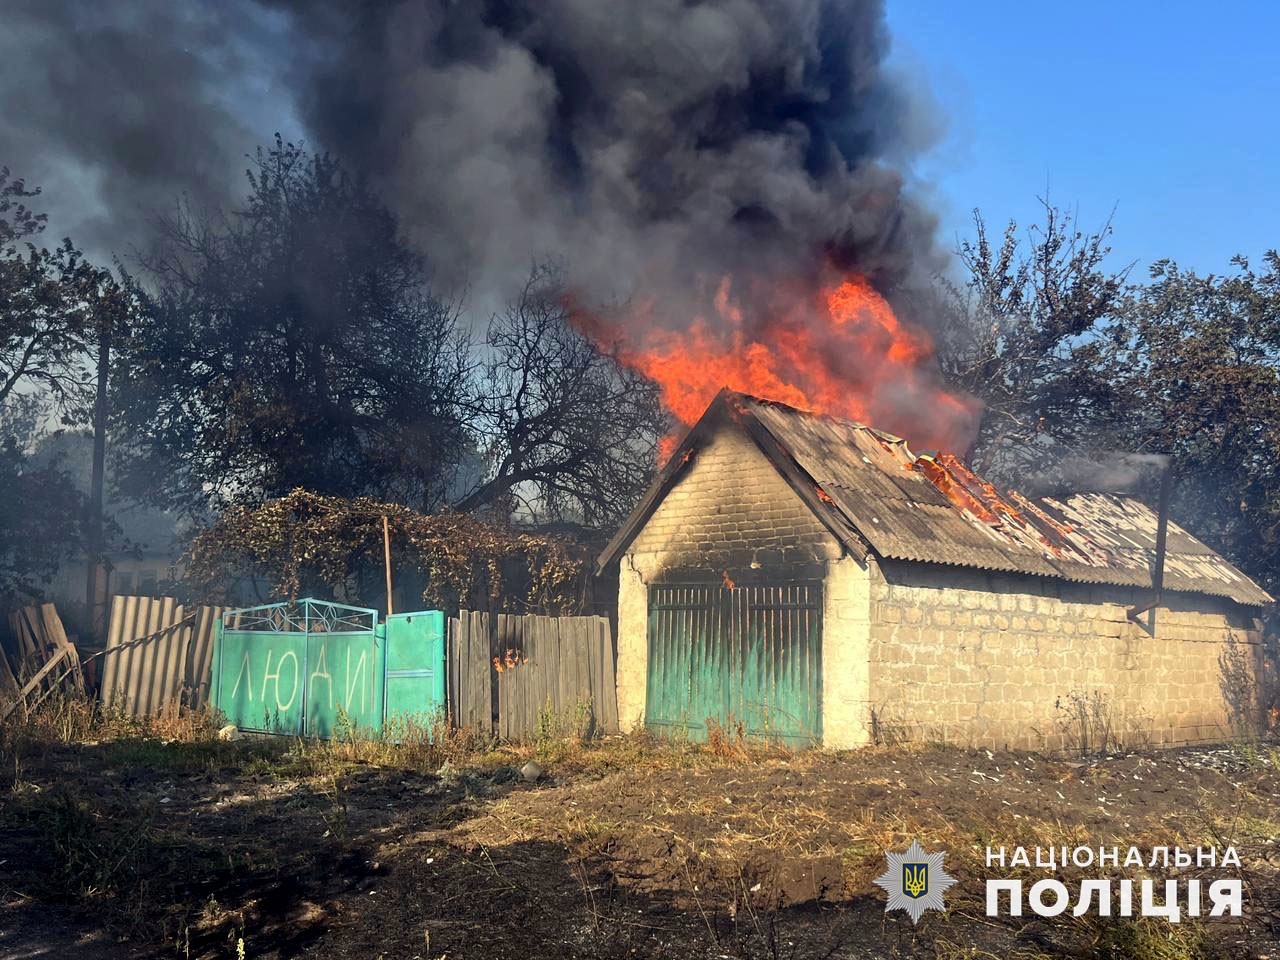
2, 727, 1280, 960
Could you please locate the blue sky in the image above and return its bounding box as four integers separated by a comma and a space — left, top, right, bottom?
885, 1, 1279, 278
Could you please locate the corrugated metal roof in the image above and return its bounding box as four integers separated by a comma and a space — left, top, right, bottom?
739, 394, 1272, 606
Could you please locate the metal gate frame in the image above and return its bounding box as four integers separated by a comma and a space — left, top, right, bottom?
211, 598, 445, 737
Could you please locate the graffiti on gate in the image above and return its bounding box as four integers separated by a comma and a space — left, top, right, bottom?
215, 631, 382, 735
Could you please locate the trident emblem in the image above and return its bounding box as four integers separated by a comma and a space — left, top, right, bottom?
902, 862, 929, 899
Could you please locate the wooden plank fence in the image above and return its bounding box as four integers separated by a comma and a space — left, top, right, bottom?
448, 611, 618, 739
100, 596, 228, 717
448, 610, 494, 732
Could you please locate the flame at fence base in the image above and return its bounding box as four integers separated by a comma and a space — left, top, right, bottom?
454, 611, 621, 737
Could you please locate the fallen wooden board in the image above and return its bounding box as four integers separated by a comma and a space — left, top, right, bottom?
2, 604, 83, 711
0, 646, 71, 720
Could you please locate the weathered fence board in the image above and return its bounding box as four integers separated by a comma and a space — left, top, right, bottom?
452, 610, 617, 739
448, 610, 494, 731
0, 646, 17, 705
100, 596, 228, 717
8, 604, 74, 677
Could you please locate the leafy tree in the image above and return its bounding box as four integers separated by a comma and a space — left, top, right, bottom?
113, 138, 472, 517
0, 167, 99, 413
1102, 253, 1280, 594
0, 395, 85, 604
944, 198, 1280, 595
454, 265, 665, 525
935, 200, 1130, 478
0, 169, 131, 607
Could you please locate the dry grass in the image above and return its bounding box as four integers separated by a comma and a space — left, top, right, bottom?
5, 697, 1278, 958
0, 692, 223, 766
283, 709, 493, 778
457, 737, 1280, 951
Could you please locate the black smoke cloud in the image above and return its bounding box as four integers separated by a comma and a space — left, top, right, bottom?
282, 0, 945, 316
2, 0, 943, 318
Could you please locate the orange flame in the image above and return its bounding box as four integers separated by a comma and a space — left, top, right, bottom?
578, 271, 977, 460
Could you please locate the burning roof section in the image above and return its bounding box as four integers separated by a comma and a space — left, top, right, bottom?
601, 391, 1272, 607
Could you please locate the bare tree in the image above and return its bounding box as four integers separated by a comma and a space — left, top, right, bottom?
456, 265, 665, 525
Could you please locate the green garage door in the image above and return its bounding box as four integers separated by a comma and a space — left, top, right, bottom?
646, 582, 822, 746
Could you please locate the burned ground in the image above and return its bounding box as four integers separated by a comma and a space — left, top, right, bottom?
2, 720, 1279, 960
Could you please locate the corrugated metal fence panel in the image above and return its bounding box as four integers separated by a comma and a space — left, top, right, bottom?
102, 595, 181, 717
184, 604, 229, 708
464, 610, 617, 740
100, 596, 227, 717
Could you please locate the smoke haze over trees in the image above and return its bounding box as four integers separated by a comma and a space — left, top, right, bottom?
111, 141, 666, 526
0, 0, 1277, 600
113, 140, 475, 516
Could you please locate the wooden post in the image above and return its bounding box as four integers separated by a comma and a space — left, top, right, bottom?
382, 515, 394, 616
85, 308, 112, 642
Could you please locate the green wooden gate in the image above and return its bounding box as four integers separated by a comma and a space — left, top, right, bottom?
211, 599, 446, 737
645, 582, 822, 745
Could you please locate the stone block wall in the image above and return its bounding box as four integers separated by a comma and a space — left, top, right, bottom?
866, 560, 1263, 750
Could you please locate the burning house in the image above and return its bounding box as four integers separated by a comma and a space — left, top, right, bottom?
598, 390, 1270, 750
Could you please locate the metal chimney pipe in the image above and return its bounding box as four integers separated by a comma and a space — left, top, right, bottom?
1129, 462, 1174, 623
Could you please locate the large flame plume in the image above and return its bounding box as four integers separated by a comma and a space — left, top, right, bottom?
578, 271, 979, 461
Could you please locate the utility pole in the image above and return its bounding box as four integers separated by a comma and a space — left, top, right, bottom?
84, 297, 112, 642
382, 515, 394, 616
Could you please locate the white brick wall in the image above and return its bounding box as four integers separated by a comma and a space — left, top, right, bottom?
618, 423, 846, 736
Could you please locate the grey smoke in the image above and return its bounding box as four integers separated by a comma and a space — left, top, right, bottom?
0, 1, 299, 265
282, 0, 946, 319
1, 0, 945, 326
1028, 451, 1171, 497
